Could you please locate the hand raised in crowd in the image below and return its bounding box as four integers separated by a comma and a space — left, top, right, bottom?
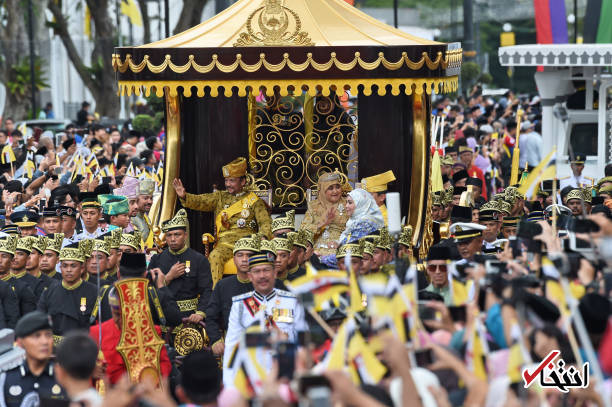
88, 176, 100, 192
172, 178, 186, 199
165, 262, 185, 283
321, 207, 336, 228
421, 301, 456, 333
323, 370, 390, 407
148, 268, 167, 289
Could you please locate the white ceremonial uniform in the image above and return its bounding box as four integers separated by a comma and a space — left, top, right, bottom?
222, 288, 307, 387
75, 227, 103, 241
560, 175, 594, 189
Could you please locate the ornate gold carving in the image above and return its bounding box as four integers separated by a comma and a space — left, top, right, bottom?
233, 0, 314, 47
409, 93, 430, 255
117, 77, 459, 98
174, 324, 207, 356
111, 49, 463, 75
158, 91, 181, 228
115, 278, 165, 384
176, 297, 199, 312
248, 91, 358, 208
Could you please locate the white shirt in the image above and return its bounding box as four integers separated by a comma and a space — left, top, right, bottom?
560, 175, 593, 190
222, 288, 307, 387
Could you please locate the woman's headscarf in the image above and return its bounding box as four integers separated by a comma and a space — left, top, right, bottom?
339, 188, 384, 242
316, 171, 345, 210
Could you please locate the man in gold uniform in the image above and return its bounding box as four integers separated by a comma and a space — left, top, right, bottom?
361, 170, 396, 226
172, 157, 272, 285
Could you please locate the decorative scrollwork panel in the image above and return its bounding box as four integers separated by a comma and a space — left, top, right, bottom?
249, 90, 358, 208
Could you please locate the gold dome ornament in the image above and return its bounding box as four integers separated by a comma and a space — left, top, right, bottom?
174, 323, 209, 356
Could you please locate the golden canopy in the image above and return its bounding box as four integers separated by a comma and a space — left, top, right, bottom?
112, 0, 461, 98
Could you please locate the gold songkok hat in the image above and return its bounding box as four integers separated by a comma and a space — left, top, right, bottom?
361, 170, 396, 193
78, 239, 94, 259
432, 192, 442, 206
361, 238, 375, 256
271, 210, 295, 233
599, 185, 612, 195
15, 236, 36, 254
233, 235, 258, 254
120, 232, 143, 251
31, 236, 47, 254
109, 229, 122, 249
91, 238, 110, 256
566, 188, 592, 203
290, 229, 314, 250
596, 176, 612, 189
441, 156, 455, 166
44, 233, 64, 254
458, 146, 473, 153
272, 236, 293, 252
398, 225, 413, 248
260, 239, 277, 256
336, 239, 365, 259
374, 228, 392, 251
139, 179, 156, 196
162, 209, 188, 232
59, 244, 85, 263
222, 157, 247, 178
0, 236, 17, 255
504, 186, 524, 205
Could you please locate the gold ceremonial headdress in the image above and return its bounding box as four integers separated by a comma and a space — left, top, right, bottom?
290, 229, 314, 250
91, 238, 111, 256
432, 192, 443, 206
79, 239, 94, 259
504, 186, 524, 205
260, 239, 277, 256
336, 239, 365, 259
271, 210, 295, 233
361, 170, 396, 193
139, 179, 156, 196
15, 236, 36, 254
0, 236, 17, 256
222, 157, 247, 178
374, 228, 392, 251
120, 231, 143, 252
31, 236, 47, 254
44, 233, 64, 254
566, 188, 592, 203
272, 235, 294, 252
162, 209, 188, 232
233, 235, 258, 254
441, 156, 455, 166
361, 238, 375, 256
398, 225, 413, 248
59, 244, 85, 263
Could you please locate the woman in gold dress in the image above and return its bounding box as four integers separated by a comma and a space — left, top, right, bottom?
300, 171, 350, 257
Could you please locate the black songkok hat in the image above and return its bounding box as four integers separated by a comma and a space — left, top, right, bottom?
15, 311, 52, 338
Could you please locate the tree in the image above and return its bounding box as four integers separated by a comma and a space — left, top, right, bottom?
137, 0, 152, 44
47, 0, 119, 117
173, 0, 210, 35
0, 0, 48, 120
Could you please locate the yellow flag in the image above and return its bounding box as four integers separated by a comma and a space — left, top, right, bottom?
1, 145, 15, 164
431, 150, 444, 193
507, 343, 524, 383
121, 0, 142, 26
349, 266, 364, 314
326, 321, 348, 370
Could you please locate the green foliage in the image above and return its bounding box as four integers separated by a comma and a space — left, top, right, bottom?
153, 112, 165, 132
132, 114, 155, 133
479, 72, 493, 85
6, 57, 49, 101
461, 61, 480, 88
146, 94, 165, 114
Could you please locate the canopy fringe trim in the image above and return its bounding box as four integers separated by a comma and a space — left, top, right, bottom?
112, 49, 462, 75
116, 77, 458, 98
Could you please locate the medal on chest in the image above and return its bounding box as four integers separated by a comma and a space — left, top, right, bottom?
237, 218, 247, 228
185, 260, 191, 274
80, 297, 87, 312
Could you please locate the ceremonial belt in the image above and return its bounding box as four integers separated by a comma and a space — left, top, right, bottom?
214, 192, 258, 235
53, 335, 63, 346
90, 285, 111, 325
176, 297, 199, 312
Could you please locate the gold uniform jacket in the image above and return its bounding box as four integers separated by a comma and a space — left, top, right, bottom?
180, 190, 272, 246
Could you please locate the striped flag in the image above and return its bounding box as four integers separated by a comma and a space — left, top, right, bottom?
517, 149, 556, 199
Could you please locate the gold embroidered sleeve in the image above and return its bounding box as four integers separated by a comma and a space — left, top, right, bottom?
300, 202, 320, 235
253, 200, 272, 239
180, 191, 219, 213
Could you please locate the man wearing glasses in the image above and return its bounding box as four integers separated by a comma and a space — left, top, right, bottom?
424, 245, 452, 305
